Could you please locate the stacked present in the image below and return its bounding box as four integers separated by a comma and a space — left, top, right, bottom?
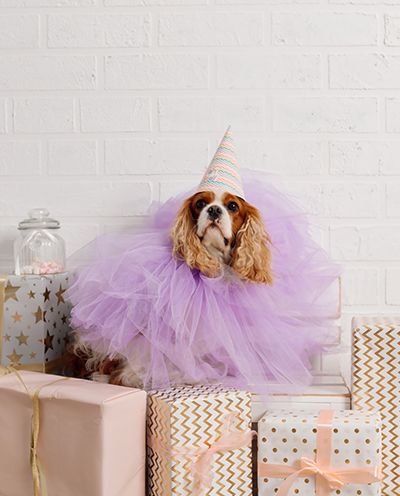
352, 316, 400, 496
0, 262, 394, 496
1, 266, 398, 496
0, 273, 71, 372
2, 290, 398, 495
0, 369, 146, 496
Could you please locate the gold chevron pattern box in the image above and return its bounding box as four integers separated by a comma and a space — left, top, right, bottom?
0, 273, 71, 372
147, 385, 253, 496
352, 316, 400, 496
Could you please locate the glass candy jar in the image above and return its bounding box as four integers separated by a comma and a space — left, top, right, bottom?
14, 208, 66, 275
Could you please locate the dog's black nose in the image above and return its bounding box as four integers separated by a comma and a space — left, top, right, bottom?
207, 205, 222, 220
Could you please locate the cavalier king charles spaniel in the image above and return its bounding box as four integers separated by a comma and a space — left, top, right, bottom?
172, 190, 273, 283
65, 190, 272, 385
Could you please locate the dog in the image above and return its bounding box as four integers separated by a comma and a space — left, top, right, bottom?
67, 190, 273, 386
172, 190, 273, 283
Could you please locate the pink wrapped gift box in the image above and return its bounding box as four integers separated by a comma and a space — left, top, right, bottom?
0, 370, 146, 496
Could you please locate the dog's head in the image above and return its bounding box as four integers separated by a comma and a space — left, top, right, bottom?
171, 190, 273, 284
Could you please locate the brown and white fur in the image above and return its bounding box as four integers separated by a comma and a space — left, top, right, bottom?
67, 190, 273, 387
172, 190, 273, 283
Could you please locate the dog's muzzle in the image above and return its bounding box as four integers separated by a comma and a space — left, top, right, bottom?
207, 205, 222, 221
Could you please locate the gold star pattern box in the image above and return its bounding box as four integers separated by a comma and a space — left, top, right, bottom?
352, 316, 400, 496
258, 409, 382, 496
147, 385, 253, 496
0, 273, 71, 372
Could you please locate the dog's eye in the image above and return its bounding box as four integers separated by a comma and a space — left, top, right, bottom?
227, 201, 239, 212
195, 199, 207, 209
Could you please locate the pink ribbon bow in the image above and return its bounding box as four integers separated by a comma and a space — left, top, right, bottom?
258, 410, 382, 496
291, 457, 346, 489
188, 413, 255, 495
148, 412, 255, 496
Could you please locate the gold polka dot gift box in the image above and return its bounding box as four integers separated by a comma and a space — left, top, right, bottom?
352, 316, 400, 496
147, 385, 254, 496
0, 273, 71, 372
258, 409, 382, 496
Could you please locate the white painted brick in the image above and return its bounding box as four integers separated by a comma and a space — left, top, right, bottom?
272, 13, 377, 46
14, 98, 74, 133
386, 183, 400, 217
330, 54, 400, 89
0, 142, 40, 175
0, 15, 39, 49
330, 141, 400, 175
160, 179, 199, 201
237, 140, 324, 175
342, 267, 379, 305
0, 225, 14, 264
159, 12, 263, 47
285, 182, 378, 218
61, 224, 100, 258
386, 98, 400, 132
218, 0, 317, 3
0, 0, 396, 321
105, 0, 206, 4
332, 0, 399, 4
320, 353, 342, 374
80, 97, 150, 133
385, 15, 400, 46
386, 268, 400, 304
105, 139, 208, 175
159, 97, 265, 132
48, 14, 151, 48
0, 56, 96, 91
331, 226, 400, 260
273, 98, 378, 133
105, 54, 208, 90
217, 54, 320, 89
0, 100, 5, 134
102, 218, 148, 233
0, 0, 95, 5
48, 140, 97, 175
0, 182, 152, 217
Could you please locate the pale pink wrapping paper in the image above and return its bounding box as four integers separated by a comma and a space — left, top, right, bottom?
0, 371, 146, 496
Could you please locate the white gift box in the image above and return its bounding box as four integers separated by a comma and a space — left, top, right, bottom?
257, 409, 382, 496
352, 316, 400, 496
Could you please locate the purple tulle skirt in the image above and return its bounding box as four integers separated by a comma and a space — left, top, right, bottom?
67, 172, 341, 392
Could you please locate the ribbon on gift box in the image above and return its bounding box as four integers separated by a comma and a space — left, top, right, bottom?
148, 411, 256, 496
0, 366, 69, 496
258, 409, 382, 496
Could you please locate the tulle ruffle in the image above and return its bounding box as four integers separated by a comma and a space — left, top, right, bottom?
67, 172, 341, 392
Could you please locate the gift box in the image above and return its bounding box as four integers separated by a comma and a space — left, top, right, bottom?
0, 369, 146, 496
0, 273, 71, 372
258, 409, 382, 496
147, 385, 253, 496
352, 316, 400, 496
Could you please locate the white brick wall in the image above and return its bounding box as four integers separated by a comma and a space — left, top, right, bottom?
1, 0, 400, 378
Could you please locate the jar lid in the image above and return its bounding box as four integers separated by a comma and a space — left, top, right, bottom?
18, 208, 61, 230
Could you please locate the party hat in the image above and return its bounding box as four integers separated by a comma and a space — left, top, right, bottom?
197, 126, 245, 199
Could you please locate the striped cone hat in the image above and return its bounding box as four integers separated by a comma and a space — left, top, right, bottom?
197, 126, 245, 199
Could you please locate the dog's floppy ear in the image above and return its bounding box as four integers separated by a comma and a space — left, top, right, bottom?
171, 196, 221, 278
230, 203, 273, 284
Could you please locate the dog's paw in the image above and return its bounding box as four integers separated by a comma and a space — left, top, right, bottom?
109, 364, 144, 389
